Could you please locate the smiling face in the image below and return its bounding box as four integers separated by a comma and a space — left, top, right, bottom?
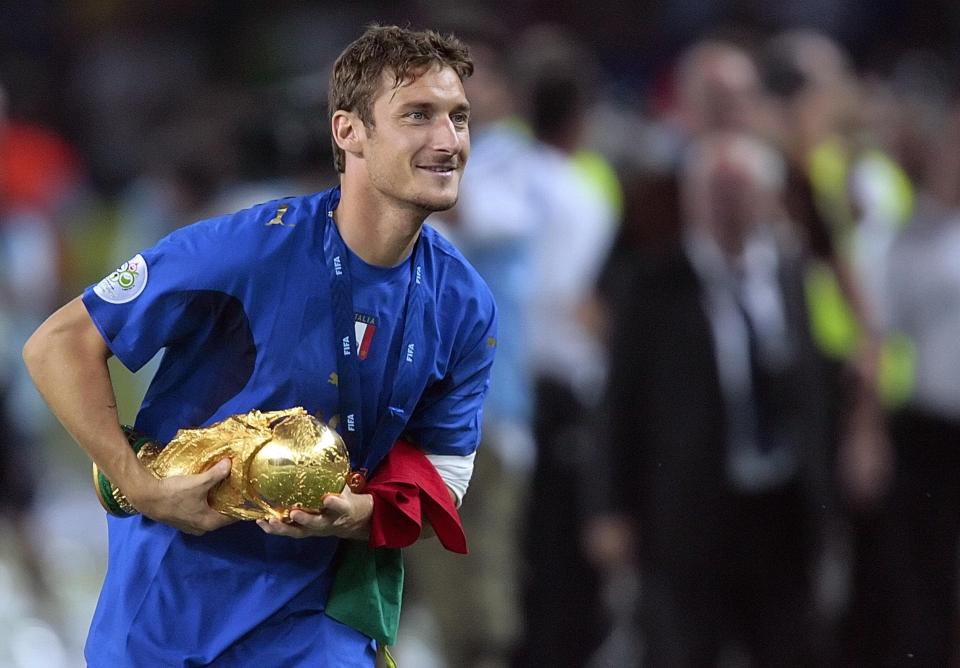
354, 64, 471, 214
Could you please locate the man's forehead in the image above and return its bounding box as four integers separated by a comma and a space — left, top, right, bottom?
375, 64, 466, 105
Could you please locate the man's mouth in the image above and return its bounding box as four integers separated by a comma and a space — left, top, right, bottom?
418, 165, 457, 174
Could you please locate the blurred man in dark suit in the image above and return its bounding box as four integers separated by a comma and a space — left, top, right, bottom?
601, 132, 832, 666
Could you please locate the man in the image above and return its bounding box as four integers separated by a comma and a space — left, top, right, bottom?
0, 76, 73, 622
22, 25, 496, 667
509, 26, 620, 668
675, 39, 768, 138
602, 132, 831, 665
872, 85, 960, 668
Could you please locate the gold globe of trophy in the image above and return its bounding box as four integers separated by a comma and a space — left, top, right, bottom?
92, 407, 350, 521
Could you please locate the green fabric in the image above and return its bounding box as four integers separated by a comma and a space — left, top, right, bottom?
860, 149, 915, 229
325, 541, 404, 647
572, 149, 625, 220
381, 646, 398, 668
808, 139, 854, 246
804, 260, 861, 359
878, 332, 916, 408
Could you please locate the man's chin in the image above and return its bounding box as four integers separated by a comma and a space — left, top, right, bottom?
414, 192, 459, 213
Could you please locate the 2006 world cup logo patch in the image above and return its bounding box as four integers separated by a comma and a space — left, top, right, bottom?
93, 253, 149, 304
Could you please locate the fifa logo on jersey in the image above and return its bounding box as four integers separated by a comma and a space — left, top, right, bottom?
406, 343, 415, 363
346, 414, 356, 432
342, 335, 351, 356
415, 265, 422, 285
334, 256, 343, 276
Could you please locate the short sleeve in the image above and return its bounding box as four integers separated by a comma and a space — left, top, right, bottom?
82, 213, 250, 372
405, 295, 498, 457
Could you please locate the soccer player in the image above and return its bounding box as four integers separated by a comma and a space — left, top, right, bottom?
22, 25, 495, 667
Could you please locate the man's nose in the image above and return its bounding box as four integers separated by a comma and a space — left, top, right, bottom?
431, 117, 464, 154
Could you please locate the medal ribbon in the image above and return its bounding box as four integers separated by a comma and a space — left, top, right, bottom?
322, 191, 429, 478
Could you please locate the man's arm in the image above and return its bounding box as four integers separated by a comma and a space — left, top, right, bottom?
22, 296, 233, 535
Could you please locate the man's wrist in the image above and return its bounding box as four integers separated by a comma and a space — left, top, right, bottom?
119, 464, 161, 510
353, 492, 374, 540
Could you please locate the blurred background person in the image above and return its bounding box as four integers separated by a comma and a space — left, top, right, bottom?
863, 54, 960, 666
587, 37, 774, 667
759, 32, 895, 516
0, 73, 85, 664
0, 73, 81, 575
674, 38, 771, 141
757, 31, 925, 664
600, 132, 833, 666
600, 36, 771, 307
510, 25, 621, 668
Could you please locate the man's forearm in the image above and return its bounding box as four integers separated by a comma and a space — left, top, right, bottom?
22, 297, 152, 494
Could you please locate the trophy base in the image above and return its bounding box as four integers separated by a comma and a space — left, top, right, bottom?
92, 426, 158, 518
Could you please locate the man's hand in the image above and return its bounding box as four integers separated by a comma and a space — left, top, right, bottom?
128, 459, 237, 536
582, 514, 635, 572
256, 485, 373, 540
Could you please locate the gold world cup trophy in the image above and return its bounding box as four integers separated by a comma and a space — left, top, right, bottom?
93, 407, 351, 521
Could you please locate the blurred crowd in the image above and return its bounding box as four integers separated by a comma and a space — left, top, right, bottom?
4, 2, 960, 667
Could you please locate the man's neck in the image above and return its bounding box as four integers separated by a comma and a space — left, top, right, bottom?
334, 181, 426, 267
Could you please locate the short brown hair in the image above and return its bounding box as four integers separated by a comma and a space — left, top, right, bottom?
328, 24, 473, 173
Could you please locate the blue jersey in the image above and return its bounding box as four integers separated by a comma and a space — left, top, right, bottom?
81, 186, 497, 666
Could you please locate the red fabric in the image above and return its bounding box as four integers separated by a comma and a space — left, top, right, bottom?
0, 123, 81, 211
365, 439, 467, 554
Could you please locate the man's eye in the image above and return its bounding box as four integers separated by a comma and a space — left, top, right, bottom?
408, 111, 427, 120
452, 113, 469, 125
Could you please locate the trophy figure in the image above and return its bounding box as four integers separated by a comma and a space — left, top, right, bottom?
93, 407, 350, 521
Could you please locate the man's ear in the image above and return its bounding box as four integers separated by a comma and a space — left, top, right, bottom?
332, 110, 366, 161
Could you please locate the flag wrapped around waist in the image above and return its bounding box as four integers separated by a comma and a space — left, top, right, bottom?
326, 439, 467, 646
